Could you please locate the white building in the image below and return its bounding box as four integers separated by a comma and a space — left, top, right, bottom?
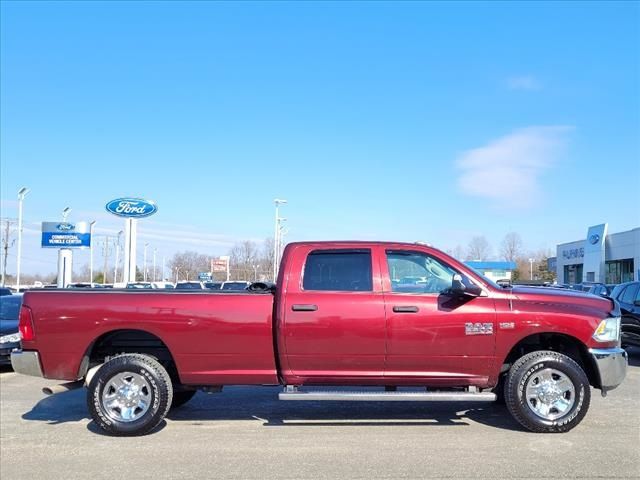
556, 224, 640, 284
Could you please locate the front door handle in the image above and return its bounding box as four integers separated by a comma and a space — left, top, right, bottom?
393, 305, 419, 313
291, 304, 318, 312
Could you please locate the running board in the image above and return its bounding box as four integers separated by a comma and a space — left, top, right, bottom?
279, 389, 496, 402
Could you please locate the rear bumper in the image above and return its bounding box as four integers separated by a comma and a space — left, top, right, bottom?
10, 350, 44, 377
589, 347, 627, 392
0, 342, 20, 365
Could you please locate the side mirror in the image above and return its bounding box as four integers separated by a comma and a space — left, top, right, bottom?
449, 274, 482, 297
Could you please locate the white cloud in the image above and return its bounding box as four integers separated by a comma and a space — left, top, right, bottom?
506, 75, 541, 91
455, 126, 572, 209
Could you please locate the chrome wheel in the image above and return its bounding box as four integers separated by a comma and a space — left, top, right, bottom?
101, 371, 152, 423
525, 368, 576, 420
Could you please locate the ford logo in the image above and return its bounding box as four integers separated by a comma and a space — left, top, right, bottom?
589, 233, 600, 245
105, 198, 158, 218
57, 223, 74, 231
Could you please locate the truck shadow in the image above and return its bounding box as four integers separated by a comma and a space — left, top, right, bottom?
167, 387, 523, 431
21, 385, 523, 432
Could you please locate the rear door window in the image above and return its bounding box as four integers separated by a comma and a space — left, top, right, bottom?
621, 284, 639, 304
303, 249, 373, 292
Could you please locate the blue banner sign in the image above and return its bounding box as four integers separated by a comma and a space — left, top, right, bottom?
41, 222, 91, 248
106, 198, 158, 218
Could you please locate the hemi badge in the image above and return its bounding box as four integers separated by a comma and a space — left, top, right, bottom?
465, 323, 493, 335
499, 322, 515, 329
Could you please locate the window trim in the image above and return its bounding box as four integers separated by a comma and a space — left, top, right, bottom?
300, 248, 374, 293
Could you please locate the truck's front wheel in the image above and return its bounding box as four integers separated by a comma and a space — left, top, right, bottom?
87, 354, 173, 436
505, 350, 590, 433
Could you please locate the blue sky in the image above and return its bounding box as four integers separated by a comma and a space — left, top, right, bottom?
1, 1, 639, 276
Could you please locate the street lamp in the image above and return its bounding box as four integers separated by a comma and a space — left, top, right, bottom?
273, 199, 287, 279
143, 242, 149, 282
253, 264, 260, 281
152, 248, 157, 281
89, 221, 96, 284
62, 207, 71, 222
114, 230, 123, 284
529, 258, 534, 281
16, 187, 30, 290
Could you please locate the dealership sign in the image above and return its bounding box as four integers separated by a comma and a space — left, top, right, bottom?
41, 222, 91, 248
105, 198, 158, 218
562, 247, 584, 260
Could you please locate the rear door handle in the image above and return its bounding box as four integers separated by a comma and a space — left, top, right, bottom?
291, 304, 318, 312
392, 305, 419, 313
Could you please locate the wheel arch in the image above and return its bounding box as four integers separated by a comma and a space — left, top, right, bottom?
78, 328, 182, 384
500, 332, 600, 389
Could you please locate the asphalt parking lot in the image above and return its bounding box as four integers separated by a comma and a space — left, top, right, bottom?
1, 350, 639, 480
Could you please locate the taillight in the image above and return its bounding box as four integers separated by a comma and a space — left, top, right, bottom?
18, 306, 35, 342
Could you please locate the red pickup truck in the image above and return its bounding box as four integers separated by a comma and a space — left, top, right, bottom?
12, 241, 627, 436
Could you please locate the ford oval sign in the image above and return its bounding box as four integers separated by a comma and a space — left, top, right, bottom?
589, 233, 600, 245
105, 198, 158, 218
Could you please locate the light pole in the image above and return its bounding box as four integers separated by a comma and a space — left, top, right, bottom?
152, 248, 157, 281
143, 242, 149, 282
278, 218, 288, 270
253, 264, 260, 281
529, 258, 534, 281
162, 255, 166, 282
62, 207, 71, 222
273, 199, 287, 280
89, 220, 96, 284
16, 187, 29, 290
114, 230, 123, 284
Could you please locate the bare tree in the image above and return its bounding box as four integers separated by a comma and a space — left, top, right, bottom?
500, 232, 523, 262
466, 236, 492, 261
260, 237, 275, 280
446, 245, 466, 260
168, 251, 210, 282
229, 241, 261, 281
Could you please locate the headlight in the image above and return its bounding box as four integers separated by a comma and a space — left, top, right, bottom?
0, 332, 21, 344
592, 317, 621, 343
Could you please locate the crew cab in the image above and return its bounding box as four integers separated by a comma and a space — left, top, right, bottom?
12, 241, 627, 436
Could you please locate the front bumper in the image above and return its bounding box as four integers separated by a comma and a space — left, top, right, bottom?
10, 350, 44, 377
589, 347, 628, 392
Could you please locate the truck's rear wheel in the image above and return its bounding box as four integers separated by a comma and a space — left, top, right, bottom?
87, 354, 173, 436
505, 350, 590, 433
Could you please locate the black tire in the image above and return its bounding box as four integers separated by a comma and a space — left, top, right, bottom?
505, 350, 590, 433
87, 354, 173, 436
171, 389, 197, 409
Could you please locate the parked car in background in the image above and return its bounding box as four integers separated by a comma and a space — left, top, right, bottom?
580, 283, 614, 297
609, 281, 640, 348
174, 281, 205, 290
221, 281, 251, 291
0, 293, 23, 365
151, 281, 174, 289
126, 282, 154, 289
0, 288, 13, 296
67, 283, 95, 289
204, 281, 223, 290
